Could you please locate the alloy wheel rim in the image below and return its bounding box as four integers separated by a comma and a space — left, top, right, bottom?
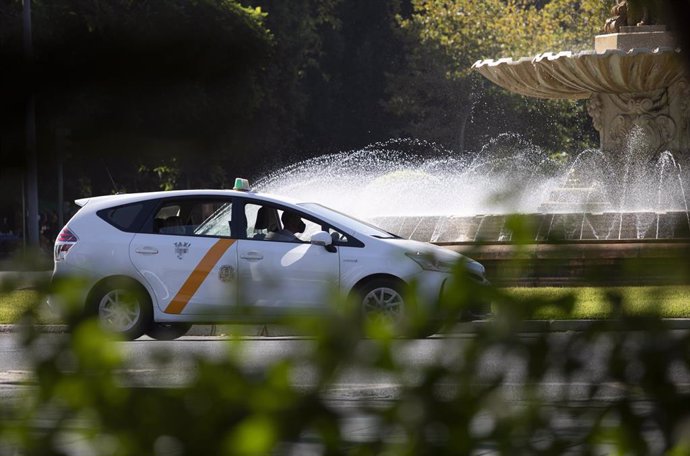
98, 289, 141, 332
362, 287, 403, 320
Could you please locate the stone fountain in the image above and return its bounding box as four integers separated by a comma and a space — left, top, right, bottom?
472, 2, 689, 164
464, 1, 690, 247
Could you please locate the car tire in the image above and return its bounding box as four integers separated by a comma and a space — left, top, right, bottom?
146, 323, 192, 341
88, 278, 152, 340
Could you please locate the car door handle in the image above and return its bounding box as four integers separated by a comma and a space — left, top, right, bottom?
240, 251, 263, 260
135, 247, 159, 255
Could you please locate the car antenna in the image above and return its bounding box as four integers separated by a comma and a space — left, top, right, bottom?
105, 165, 120, 194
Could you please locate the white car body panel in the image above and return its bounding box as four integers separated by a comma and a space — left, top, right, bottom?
236, 239, 339, 311
129, 232, 239, 317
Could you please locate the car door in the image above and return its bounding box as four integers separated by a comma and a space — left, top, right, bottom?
237, 202, 340, 313
130, 196, 239, 318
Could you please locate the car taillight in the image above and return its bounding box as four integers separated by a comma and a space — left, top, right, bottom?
57, 227, 78, 242
55, 227, 78, 261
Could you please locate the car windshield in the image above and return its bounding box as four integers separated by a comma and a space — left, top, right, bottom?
298, 203, 399, 239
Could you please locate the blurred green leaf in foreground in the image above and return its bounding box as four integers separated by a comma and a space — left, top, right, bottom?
2, 245, 690, 455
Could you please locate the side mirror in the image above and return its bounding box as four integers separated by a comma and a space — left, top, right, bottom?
310, 231, 336, 252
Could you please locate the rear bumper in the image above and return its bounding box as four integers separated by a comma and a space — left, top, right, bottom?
48, 264, 99, 313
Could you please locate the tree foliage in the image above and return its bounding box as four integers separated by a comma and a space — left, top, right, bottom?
0, 0, 618, 204
246, 0, 408, 161
0, 0, 272, 195
386, 0, 607, 153
1, 0, 271, 126
400, 0, 609, 73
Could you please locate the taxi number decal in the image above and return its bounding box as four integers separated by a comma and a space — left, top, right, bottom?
164, 238, 236, 314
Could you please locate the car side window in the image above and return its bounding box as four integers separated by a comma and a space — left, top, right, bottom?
299, 216, 352, 245
98, 203, 147, 232
325, 226, 350, 245
244, 203, 281, 240
244, 202, 351, 245
149, 198, 233, 238
298, 215, 323, 240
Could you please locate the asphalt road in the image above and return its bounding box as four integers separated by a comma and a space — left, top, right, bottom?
3, 330, 690, 389
3, 331, 690, 400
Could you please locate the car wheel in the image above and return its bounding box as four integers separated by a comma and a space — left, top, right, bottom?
146, 323, 192, 341
358, 279, 405, 324
89, 278, 152, 340
357, 278, 441, 338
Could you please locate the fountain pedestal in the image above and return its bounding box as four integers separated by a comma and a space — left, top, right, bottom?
594, 25, 675, 52
589, 26, 690, 163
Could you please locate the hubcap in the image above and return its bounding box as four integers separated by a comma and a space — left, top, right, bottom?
98, 289, 141, 333
362, 287, 403, 321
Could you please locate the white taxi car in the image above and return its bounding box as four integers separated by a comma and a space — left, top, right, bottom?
53, 179, 489, 340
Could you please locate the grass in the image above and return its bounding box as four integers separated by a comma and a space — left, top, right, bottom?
504, 286, 690, 319
1, 287, 689, 324
0, 290, 59, 324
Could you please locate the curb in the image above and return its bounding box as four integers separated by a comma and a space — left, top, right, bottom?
2, 319, 690, 337
0, 324, 313, 337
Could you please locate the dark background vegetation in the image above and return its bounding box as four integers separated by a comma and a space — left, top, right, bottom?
0, 0, 687, 235
0, 0, 603, 220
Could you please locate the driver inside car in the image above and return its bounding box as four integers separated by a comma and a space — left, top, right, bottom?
265, 211, 306, 242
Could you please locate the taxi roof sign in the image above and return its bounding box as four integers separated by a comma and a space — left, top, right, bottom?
233, 178, 251, 191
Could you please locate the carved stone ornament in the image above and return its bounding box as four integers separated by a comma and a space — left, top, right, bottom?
604, 0, 660, 33
608, 90, 676, 159
587, 94, 604, 132
604, 1, 628, 33
669, 78, 690, 153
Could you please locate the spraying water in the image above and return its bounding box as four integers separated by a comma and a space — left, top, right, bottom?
255, 136, 564, 217
254, 136, 690, 242
256, 137, 688, 214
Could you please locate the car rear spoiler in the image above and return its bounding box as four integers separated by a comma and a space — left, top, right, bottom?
74, 194, 124, 207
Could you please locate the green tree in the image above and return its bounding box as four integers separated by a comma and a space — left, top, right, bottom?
387, 0, 608, 154
243, 0, 343, 164
247, 0, 408, 160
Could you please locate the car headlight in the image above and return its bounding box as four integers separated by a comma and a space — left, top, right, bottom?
465, 259, 486, 276
405, 252, 454, 273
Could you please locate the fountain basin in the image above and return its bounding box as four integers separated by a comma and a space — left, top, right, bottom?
374, 211, 690, 243
472, 47, 685, 100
